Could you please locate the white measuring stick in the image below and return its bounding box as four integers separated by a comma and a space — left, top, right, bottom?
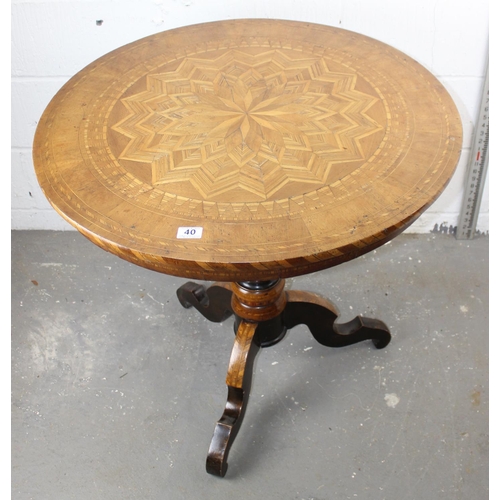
456, 64, 489, 240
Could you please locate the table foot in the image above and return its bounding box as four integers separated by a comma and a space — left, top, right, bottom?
206, 321, 260, 477
176, 281, 233, 322
284, 291, 391, 349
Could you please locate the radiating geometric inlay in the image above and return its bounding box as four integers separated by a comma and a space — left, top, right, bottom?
111, 49, 386, 202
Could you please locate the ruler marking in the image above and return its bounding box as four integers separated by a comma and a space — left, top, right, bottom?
456, 63, 489, 240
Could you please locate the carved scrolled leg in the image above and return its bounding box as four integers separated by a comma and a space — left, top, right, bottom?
206, 321, 260, 477
284, 291, 391, 349
178, 280, 391, 477
176, 281, 233, 322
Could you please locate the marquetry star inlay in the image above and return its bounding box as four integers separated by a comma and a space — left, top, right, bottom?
111, 49, 385, 201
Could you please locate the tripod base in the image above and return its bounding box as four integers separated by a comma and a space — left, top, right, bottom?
176, 279, 391, 477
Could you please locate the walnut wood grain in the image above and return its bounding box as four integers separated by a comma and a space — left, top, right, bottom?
284, 290, 391, 349
33, 19, 462, 281
180, 280, 392, 476
206, 320, 260, 477
230, 280, 287, 322
176, 281, 233, 322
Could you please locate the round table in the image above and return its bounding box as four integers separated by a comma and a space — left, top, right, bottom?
33, 19, 462, 477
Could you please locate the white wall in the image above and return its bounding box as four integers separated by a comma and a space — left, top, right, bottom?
11, 0, 489, 233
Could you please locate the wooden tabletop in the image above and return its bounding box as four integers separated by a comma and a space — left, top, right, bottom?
33, 19, 462, 281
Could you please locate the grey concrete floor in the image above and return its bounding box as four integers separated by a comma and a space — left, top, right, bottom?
12, 230, 488, 500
